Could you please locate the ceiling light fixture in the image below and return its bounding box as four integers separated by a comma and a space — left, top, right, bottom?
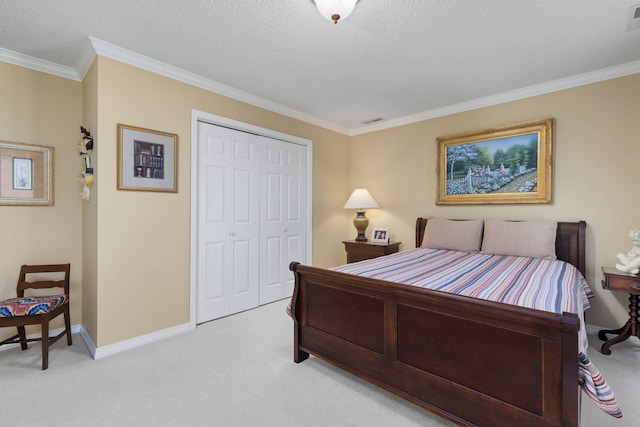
312, 0, 359, 24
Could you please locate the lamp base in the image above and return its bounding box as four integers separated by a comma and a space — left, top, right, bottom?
353, 211, 369, 242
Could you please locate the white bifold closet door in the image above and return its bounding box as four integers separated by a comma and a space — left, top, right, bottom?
259, 138, 306, 305
196, 121, 306, 323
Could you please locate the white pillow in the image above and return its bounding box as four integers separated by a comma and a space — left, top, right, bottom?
421, 218, 484, 253
480, 219, 557, 260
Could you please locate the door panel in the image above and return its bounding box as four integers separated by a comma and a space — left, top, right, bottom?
259, 139, 306, 304
206, 166, 225, 222
197, 122, 259, 322
266, 236, 283, 287
205, 243, 228, 300
197, 121, 306, 322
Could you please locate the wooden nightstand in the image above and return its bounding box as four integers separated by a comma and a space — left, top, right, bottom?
598, 266, 640, 355
342, 240, 401, 263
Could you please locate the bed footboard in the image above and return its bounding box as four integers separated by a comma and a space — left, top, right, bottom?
289, 262, 580, 427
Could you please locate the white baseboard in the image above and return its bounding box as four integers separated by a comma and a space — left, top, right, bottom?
2, 323, 193, 360
81, 322, 193, 360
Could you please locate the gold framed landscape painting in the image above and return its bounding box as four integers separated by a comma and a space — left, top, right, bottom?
436, 118, 554, 205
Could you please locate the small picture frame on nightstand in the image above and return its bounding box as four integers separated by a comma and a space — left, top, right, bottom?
371, 228, 389, 243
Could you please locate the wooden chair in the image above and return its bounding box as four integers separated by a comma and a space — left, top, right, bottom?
0, 264, 72, 369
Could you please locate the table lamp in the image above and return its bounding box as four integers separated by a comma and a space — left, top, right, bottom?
343, 189, 380, 242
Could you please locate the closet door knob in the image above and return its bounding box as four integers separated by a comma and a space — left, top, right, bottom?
283, 228, 288, 233
229, 231, 236, 236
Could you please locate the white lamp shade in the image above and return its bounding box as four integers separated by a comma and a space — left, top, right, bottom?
343, 188, 380, 210
313, 0, 358, 23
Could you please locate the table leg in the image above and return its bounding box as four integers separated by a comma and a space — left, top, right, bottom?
598, 326, 625, 341
599, 294, 640, 355
600, 322, 632, 355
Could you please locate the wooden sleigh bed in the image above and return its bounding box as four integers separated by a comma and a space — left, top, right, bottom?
289, 218, 588, 427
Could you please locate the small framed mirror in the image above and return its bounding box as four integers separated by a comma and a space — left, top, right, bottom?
0, 140, 53, 206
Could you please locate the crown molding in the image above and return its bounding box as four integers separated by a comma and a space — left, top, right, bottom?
1, 39, 638, 137
74, 38, 99, 79
0, 47, 81, 81
350, 60, 640, 135
88, 37, 350, 135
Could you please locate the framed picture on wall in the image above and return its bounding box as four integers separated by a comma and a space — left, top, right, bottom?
436, 118, 553, 205
0, 140, 53, 206
117, 124, 178, 192
12, 157, 33, 190
371, 228, 390, 243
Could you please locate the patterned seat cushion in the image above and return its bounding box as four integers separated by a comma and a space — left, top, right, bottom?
0, 295, 68, 317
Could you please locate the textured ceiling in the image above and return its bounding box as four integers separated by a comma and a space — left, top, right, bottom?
1, 0, 639, 134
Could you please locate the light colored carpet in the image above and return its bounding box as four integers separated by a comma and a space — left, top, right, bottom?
0, 299, 637, 426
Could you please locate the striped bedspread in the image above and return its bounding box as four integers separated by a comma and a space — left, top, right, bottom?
332, 248, 622, 418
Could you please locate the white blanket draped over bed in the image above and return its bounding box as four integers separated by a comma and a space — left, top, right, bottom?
330, 248, 622, 418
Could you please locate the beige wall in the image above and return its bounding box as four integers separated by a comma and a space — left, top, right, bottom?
350, 73, 640, 328
91, 57, 350, 346
2, 56, 636, 348
0, 62, 83, 340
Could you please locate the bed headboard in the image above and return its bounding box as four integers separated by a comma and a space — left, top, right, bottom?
415, 218, 586, 276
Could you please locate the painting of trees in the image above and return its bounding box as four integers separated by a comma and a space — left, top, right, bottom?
446, 144, 477, 180
437, 118, 553, 205
444, 133, 539, 195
